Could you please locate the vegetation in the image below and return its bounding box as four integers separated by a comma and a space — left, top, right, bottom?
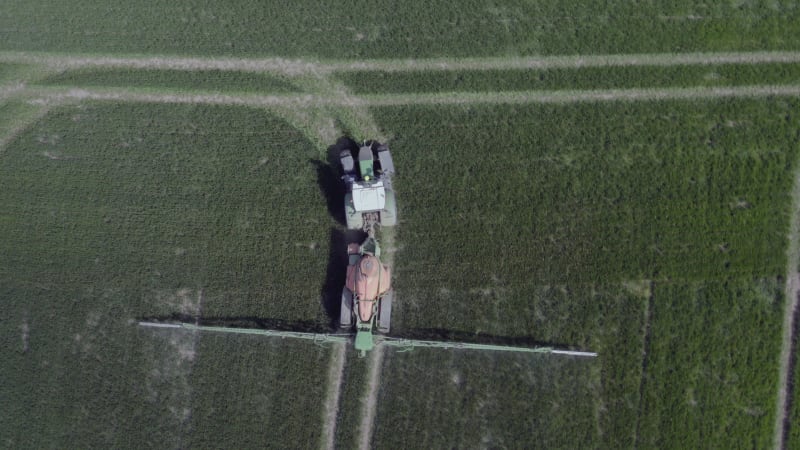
338, 62, 800, 94
332, 347, 370, 449
0, 1, 798, 58
373, 348, 598, 448
186, 333, 331, 449
37, 68, 300, 94
372, 99, 796, 447
0, 63, 31, 84
638, 279, 783, 448
0, 103, 338, 446
374, 286, 646, 449
0, 102, 335, 323
2, 4, 799, 443
380, 99, 796, 302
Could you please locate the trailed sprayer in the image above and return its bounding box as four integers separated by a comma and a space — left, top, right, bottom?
139, 139, 596, 359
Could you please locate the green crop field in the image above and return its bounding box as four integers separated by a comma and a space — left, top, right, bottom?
2, 2, 800, 449
338, 62, 800, 94
1, 1, 800, 57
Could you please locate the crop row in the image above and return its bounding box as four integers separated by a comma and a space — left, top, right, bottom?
0, 1, 798, 58
25, 62, 800, 100
337, 62, 800, 94
373, 285, 646, 449
379, 99, 796, 312
638, 278, 784, 448
1, 96, 797, 447
0, 103, 340, 445
0, 102, 337, 323
370, 98, 797, 446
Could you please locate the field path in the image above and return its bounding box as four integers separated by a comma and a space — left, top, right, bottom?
3, 50, 800, 74
321, 342, 347, 450
13, 84, 800, 109
774, 156, 800, 449
358, 346, 385, 450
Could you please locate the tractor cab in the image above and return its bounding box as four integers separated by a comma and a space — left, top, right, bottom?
340, 142, 398, 230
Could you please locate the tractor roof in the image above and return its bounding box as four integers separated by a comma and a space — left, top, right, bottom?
351, 181, 386, 212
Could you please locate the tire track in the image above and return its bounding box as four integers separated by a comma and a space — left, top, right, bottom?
321, 342, 347, 450
14, 84, 800, 108
3, 50, 800, 74
358, 346, 385, 450
774, 155, 800, 449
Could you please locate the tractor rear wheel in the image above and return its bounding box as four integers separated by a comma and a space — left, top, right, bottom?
378, 290, 392, 333
340, 288, 353, 329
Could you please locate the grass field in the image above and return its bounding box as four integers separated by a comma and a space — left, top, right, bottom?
2, 2, 800, 449
639, 279, 784, 448
1, 1, 799, 58
373, 348, 599, 448
338, 62, 800, 94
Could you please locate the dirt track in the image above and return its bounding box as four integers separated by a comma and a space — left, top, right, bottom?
321, 342, 347, 450
3, 50, 800, 74
14, 84, 800, 109
774, 162, 800, 449
358, 346, 385, 450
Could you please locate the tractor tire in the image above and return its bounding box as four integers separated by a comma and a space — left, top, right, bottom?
340, 288, 353, 329
379, 189, 397, 227
378, 290, 393, 333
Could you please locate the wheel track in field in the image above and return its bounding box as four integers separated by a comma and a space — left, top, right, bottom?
13, 84, 800, 109
774, 153, 800, 449
321, 342, 347, 450
3, 50, 800, 73
359, 345, 385, 450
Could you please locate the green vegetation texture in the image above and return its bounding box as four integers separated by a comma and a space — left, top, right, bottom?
1, 57, 799, 447
0, 1, 799, 58
373, 348, 598, 448
638, 279, 784, 448
339, 62, 800, 94
0, 103, 336, 447
186, 333, 330, 448
332, 347, 369, 449
381, 99, 796, 304
374, 99, 797, 447
374, 286, 645, 449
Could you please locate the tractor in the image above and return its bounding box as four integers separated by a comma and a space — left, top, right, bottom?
338, 141, 396, 353
339, 141, 397, 232
139, 139, 596, 359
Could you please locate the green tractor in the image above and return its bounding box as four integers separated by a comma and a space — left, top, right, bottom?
340, 141, 397, 232
140, 140, 597, 359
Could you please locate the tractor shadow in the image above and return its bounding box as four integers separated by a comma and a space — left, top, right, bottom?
310, 135, 358, 227
311, 135, 367, 328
